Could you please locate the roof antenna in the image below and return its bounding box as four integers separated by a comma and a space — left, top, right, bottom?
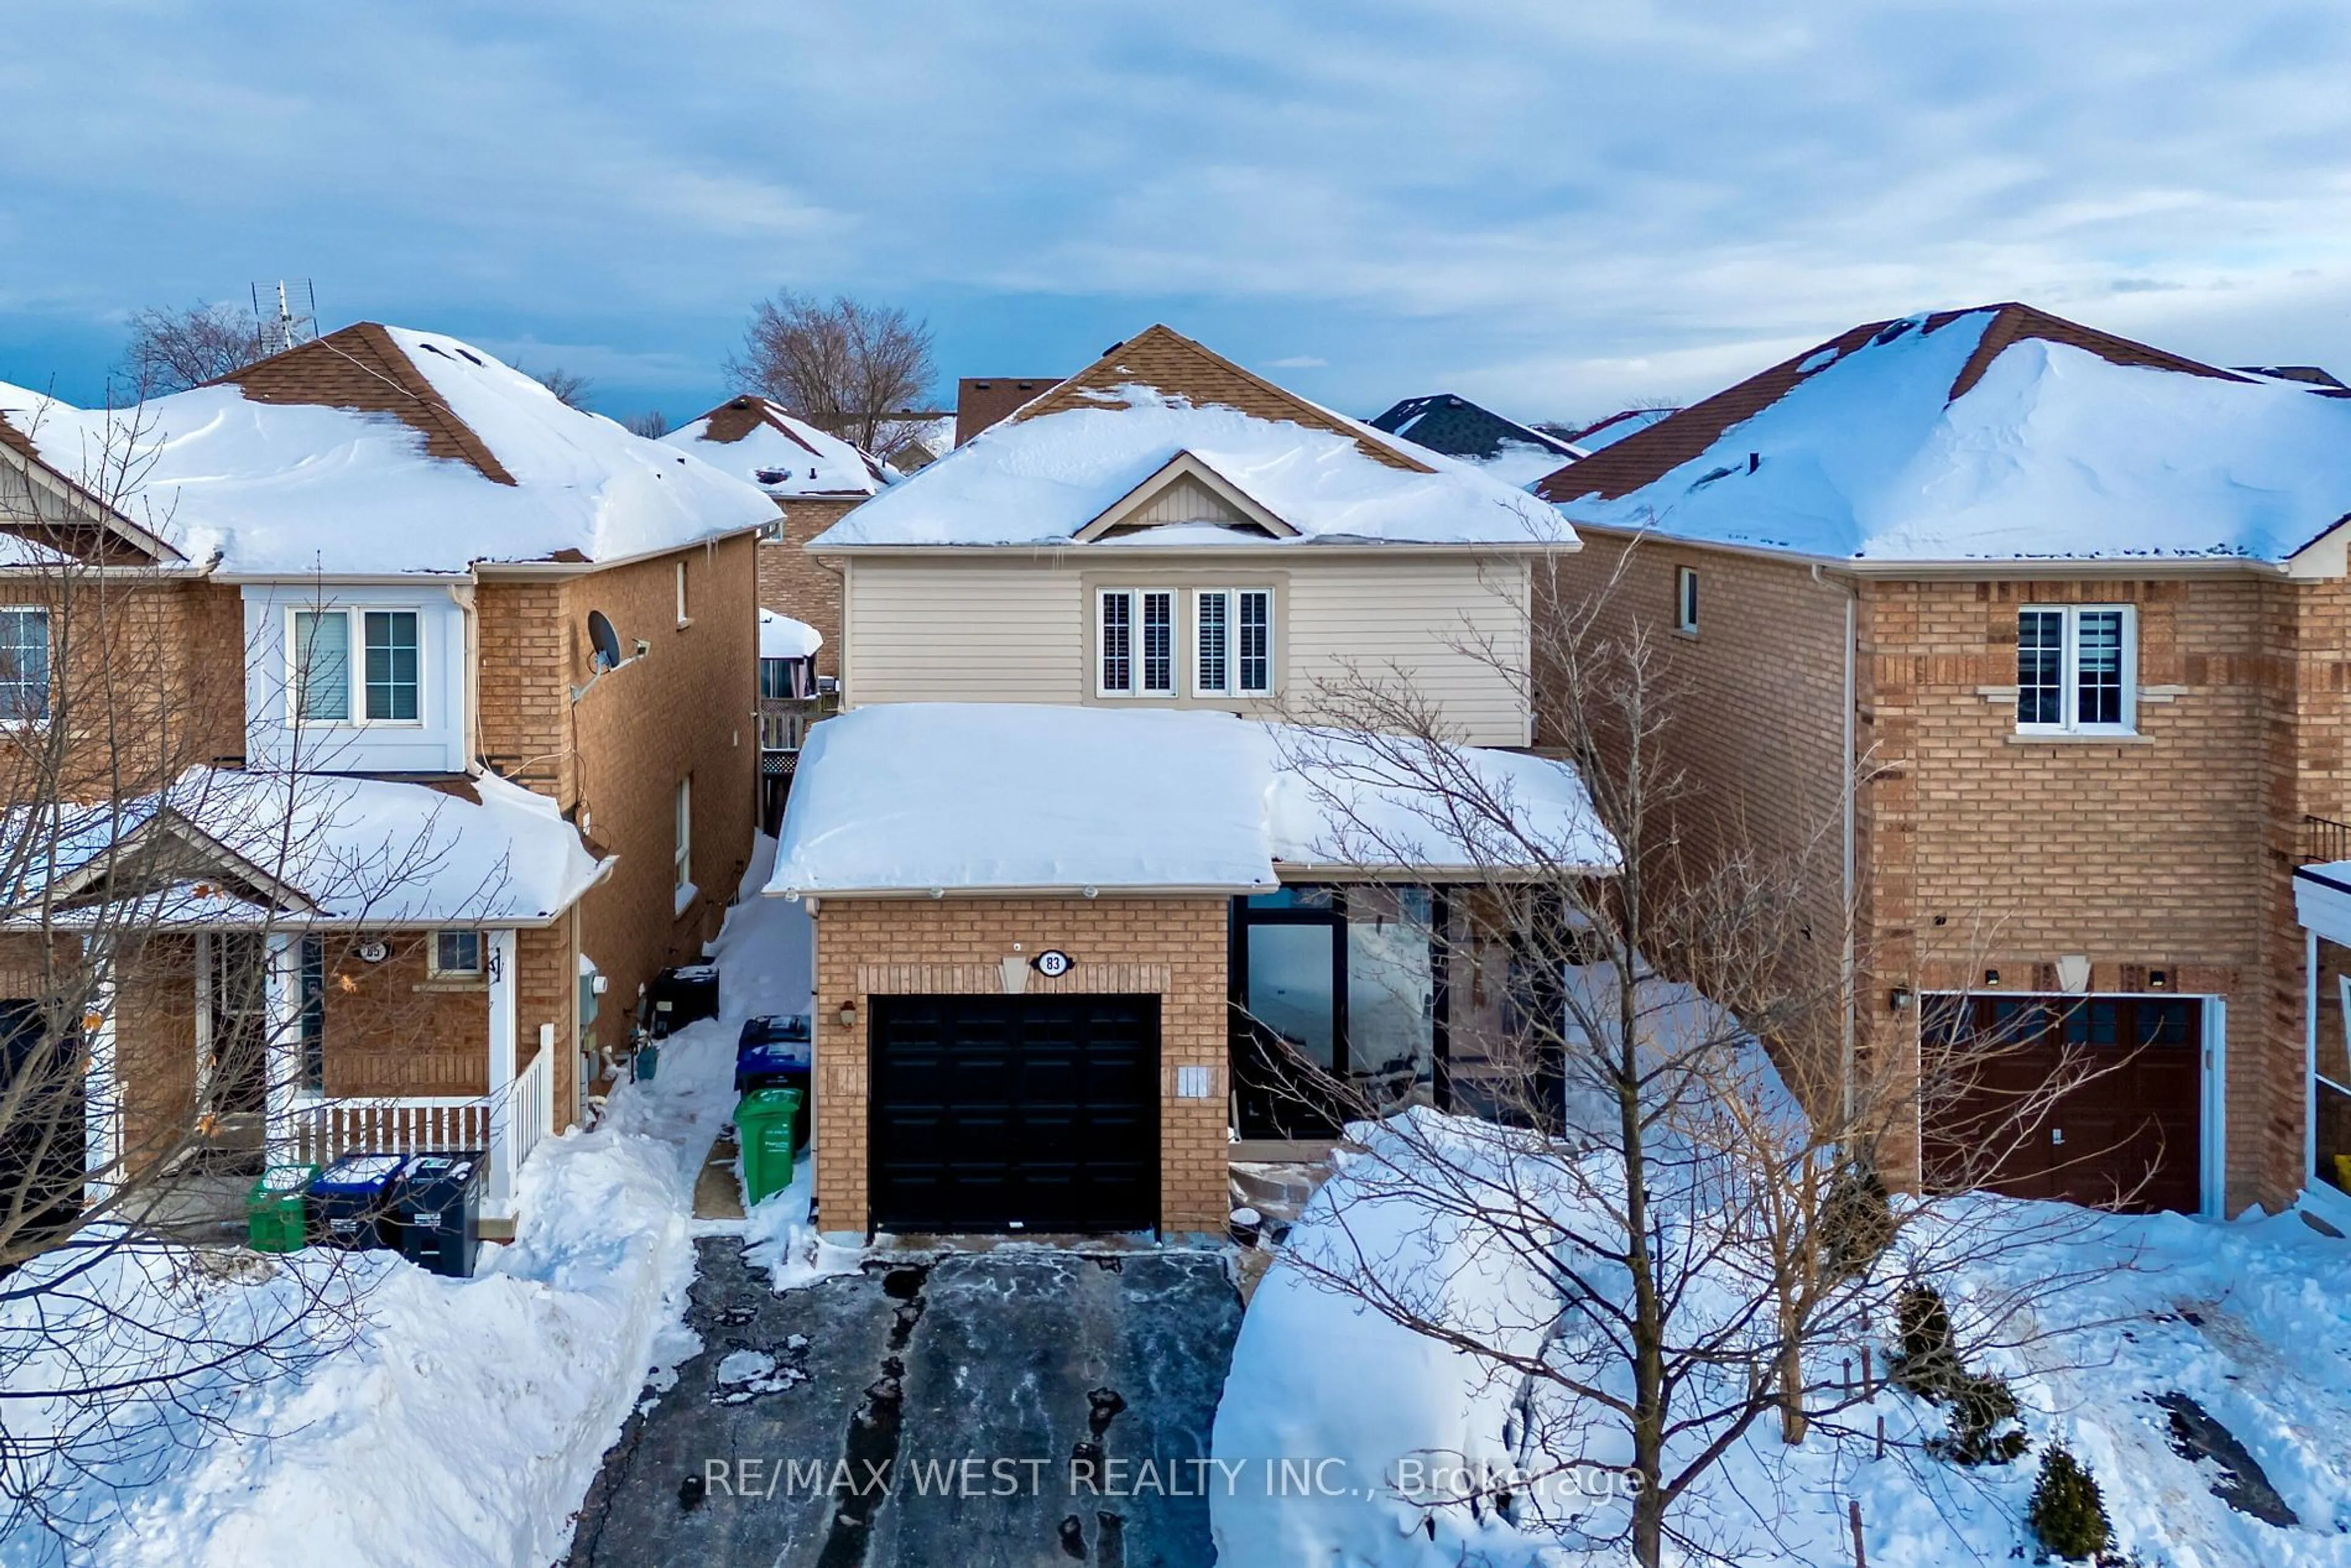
250, 279, 319, 357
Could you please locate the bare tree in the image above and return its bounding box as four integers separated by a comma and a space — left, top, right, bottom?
118, 304, 266, 397
726, 291, 935, 458
0, 408, 516, 1548
528, 367, 594, 411
623, 410, 669, 440
1243, 559, 2144, 1565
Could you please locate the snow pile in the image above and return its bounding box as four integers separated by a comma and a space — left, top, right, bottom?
0, 328, 776, 574
1556, 307, 2351, 562
1214, 1108, 2351, 1567
765, 703, 1618, 896
757, 609, 823, 660
740, 1154, 860, 1292
662, 397, 893, 498
809, 385, 1569, 549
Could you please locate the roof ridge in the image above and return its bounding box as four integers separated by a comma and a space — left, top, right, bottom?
1011, 324, 1432, 472
1946, 302, 2248, 401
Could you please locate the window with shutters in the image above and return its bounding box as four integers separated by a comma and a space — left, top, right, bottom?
1098, 589, 1175, 696
1193, 588, 1275, 696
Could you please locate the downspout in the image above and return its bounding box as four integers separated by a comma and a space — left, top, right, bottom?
1813, 563, 1859, 1123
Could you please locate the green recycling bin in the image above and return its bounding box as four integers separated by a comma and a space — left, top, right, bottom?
735, 1086, 804, 1207
247, 1163, 318, 1254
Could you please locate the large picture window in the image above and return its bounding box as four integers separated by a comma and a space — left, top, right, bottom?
0, 607, 49, 723
2016, 605, 2133, 734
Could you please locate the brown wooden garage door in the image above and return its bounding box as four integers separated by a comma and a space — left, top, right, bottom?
1922, 994, 2202, 1213
869, 994, 1160, 1234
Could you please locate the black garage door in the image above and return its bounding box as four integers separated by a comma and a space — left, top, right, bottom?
869, 994, 1159, 1234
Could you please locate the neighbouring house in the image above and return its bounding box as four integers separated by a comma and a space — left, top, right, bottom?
1535, 301, 2351, 1218
664, 394, 894, 684
809, 324, 1571, 748
954, 376, 1060, 448
0, 323, 770, 1223
756, 609, 824, 833
765, 703, 1616, 1240
1366, 392, 1585, 489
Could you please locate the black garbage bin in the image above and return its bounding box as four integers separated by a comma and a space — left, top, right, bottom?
308, 1153, 410, 1251
396, 1151, 486, 1278
648, 963, 721, 1038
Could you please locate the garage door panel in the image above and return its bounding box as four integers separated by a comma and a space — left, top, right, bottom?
870, 994, 1161, 1233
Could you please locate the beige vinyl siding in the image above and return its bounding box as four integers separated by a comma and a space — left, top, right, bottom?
1287, 555, 1530, 745
846, 559, 1084, 705
839, 551, 1532, 745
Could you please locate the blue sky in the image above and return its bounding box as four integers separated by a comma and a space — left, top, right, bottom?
6, 2, 2351, 430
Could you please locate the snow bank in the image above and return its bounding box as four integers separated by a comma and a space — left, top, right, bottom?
0, 329, 776, 575
809, 385, 1569, 549
1215, 1106, 2351, 1567
1556, 307, 2351, 563
764, 703, 1618, 896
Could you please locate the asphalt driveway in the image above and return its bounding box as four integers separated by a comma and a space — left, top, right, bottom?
566, 1240, 1243, 1568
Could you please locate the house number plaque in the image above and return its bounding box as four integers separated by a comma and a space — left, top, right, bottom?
1032, 949, 1073, 977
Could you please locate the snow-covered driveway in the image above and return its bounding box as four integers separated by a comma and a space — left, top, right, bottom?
566, 1245, 1239, 1567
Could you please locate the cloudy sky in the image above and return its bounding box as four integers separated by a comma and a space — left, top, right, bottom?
6, 2, 2350, 429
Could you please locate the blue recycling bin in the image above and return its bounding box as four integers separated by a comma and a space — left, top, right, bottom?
308, 1153, 410, 1251
395, 1151, 486, 1278
733, 1014, 812, 1092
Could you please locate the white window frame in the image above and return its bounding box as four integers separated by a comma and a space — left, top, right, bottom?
1234, 587, 1273, 696
428, 929, 484, 978
2015, 604, 2135, 736
285, 606, 426, 728
1674, 566, 1699, 635
0, 606, 50, 726
1193, 587, 1275, 697
675, 560, 691, 628
673, 776, 693, 896
1097, 588, 1176, 697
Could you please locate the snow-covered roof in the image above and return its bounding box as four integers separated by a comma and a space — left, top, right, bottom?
809, 326, 1571, 550
765, 703, 1618, 897
759, 609, 822, 659
9, 768, 606, 927
0, 324, 778, 577
662, 396, 894, 498
1543, 304, 2351, 566
1368, 392, 1584, 490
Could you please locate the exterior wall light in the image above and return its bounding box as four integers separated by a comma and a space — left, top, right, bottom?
1889, 986, 1913, 1012
837, 999, 859, 1030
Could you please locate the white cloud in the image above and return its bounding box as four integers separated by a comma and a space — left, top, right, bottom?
6, 1, 2351, 419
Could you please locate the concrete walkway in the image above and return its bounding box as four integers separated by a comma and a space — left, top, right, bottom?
567, 1240, 1242, 1568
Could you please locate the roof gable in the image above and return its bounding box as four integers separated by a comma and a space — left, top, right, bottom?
1015, 325, 1432, 473
1368, 394, 1580, 463
1073, 451, 1298, 541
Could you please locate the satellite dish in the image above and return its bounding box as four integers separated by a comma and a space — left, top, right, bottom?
587, 611, 624, 672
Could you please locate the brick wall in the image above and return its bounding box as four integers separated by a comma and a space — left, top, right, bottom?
808, 895, 1229, 1236
318, 934, 489, 1096
557, 536, 760, 1026
757, 499, 857, 681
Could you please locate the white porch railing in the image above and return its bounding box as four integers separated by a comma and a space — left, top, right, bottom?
510, 1046, 554, 1181
286, 1096, 492, 1168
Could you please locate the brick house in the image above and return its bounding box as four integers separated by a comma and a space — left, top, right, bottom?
1534, 302, 2351, 1217
770, 329, 1600, 1239
0, 324, 768, 1221
767, 704, 1614, 1241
